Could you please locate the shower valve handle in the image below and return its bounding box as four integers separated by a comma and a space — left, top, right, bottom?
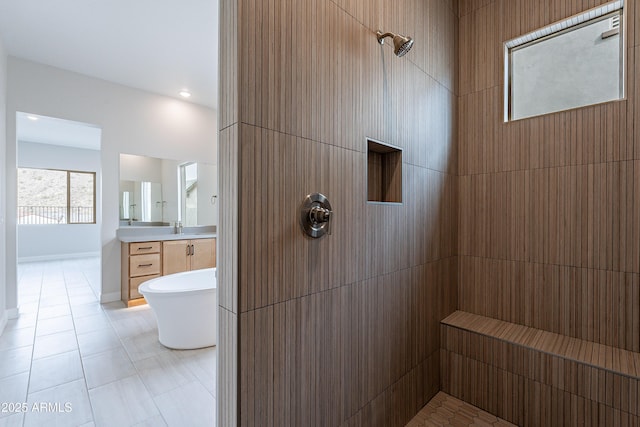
300, 193, 333, 238
309, 206, 331, 224
309, 206, 332, 235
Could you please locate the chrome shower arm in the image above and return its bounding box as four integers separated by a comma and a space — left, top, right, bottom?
376, 31, 394, 45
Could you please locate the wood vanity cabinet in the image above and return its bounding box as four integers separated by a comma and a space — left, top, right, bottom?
121, 241, 162, 307
162, 238, 216, 275
121, 237, 216, 306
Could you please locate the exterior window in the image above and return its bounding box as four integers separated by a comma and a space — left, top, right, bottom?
18, 168, 96, 224
505, 1, 624, 121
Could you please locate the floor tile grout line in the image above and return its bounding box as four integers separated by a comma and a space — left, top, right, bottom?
96, 282, 173, 426
18, 259, 103, 426
21, 267, 44, 427
64, 261, 100, 427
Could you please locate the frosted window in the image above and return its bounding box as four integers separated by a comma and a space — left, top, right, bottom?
506, 5, 623, 121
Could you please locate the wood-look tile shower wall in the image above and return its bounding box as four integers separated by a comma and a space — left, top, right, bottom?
219, 0, 459, 425
458, 0, 640, 352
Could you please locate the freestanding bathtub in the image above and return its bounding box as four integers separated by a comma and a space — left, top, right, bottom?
139, 268, 217, 350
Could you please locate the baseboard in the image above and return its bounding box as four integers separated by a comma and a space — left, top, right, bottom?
0, 310, 7, 336
100, 291, 121, 304
7, 307, 19, 319
18, 251, 101, 263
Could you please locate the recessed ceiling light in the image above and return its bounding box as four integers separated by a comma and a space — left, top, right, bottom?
179, 90, 191, 98
27, 115, 39, 121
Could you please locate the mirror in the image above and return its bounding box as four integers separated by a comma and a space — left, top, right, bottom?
119, 153, 217, 226
119, 180, 163, 222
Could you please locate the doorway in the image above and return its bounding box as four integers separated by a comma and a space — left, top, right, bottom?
15, 112, 102, 296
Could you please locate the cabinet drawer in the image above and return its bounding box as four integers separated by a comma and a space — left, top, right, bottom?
129, 242, 160, 255
129, 253, 161, 277
129, 274, 160, 299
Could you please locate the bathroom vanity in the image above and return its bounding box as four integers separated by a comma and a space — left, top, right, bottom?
118, 153, 218, 306
119, 229, 216, 307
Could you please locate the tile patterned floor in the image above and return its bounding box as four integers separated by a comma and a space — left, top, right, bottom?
0, 257, 216, 427
407, 392, 517, 427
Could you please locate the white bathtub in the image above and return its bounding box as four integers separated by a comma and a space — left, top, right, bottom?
139, 268, 217, 350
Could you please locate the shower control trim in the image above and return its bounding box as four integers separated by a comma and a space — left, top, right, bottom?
300, 193, 333, 238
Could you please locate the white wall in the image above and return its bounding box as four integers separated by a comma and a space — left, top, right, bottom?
6, 58, 217, 306
17, 140, 101, 261
0, 37, 8, 332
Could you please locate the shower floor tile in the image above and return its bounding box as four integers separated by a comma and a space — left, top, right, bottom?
407, 392, 516, 427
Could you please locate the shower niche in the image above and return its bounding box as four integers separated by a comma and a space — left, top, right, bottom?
367, 138, 402, 203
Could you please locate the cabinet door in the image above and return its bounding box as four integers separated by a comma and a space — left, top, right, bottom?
162, 240, 190, 275
190, 238, 216, 270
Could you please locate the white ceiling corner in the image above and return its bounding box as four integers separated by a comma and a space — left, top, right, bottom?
0, 0, 219, 109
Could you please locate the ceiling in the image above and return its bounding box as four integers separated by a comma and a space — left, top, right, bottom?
0, 0, 219, 109
16, 112, 102, 150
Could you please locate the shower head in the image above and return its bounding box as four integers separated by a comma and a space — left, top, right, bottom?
376, 30, 414, 57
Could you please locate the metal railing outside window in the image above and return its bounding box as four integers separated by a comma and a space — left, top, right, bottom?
17, 206, 95, 225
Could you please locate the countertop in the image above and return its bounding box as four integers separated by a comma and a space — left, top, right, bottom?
118, 233, 216, 243
116, 225, 216, 243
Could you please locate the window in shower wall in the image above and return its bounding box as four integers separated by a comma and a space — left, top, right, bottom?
505, 0, 624, 121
